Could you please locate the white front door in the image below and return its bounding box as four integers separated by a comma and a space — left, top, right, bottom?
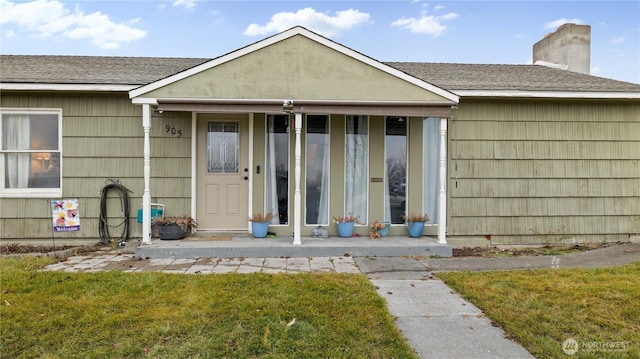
196, 114, 249, 230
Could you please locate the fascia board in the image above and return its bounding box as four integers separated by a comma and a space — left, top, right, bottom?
0, 83, 135, 92
452, 90, 640, 99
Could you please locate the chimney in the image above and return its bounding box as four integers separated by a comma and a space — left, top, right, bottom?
533, 23, 591, 74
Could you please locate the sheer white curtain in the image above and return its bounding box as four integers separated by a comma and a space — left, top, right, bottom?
4, 115, 30, 188
265, 117, 280, 224
305, 116, 330, 225
345, 116, 368, 221
317, 130, 329, 224
423, 118, 440, 224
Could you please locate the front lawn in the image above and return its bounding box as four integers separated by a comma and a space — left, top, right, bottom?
438, 262, 640, 358
1, 256, 417, 358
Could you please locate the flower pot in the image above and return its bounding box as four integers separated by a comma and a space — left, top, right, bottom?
251, 221, 270, 238
157, 223, 185, 240
378, 221, 391, 237
337, 221, 355, 238
406, 221, 425, 238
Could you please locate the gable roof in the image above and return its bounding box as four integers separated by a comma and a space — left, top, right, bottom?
128, 26, 458, 102
1, 26, 639, 99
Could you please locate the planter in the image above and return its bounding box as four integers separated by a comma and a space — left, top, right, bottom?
378, 221, 391, 237
337, 221, 355, 238
157, 223, 186, 240
251, 221, 270, 238
406, 221, 425, 238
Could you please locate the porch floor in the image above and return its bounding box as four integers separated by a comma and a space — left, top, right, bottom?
135, 235, 452, 259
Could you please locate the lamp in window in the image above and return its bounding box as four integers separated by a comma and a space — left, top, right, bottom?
34, 152, 51, 171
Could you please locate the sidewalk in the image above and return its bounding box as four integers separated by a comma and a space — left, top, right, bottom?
41, 242, 640, 359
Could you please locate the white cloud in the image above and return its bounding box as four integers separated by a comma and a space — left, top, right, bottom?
611, 36, 624, 44
591, 65, 601, 75
0, 0, 146, 49
243, 7, 370, 38
434, 5, 445, 10
543, 18, 583, 30
391, 12, 459, 37
172, 0, 197, 9
5, 29, 14, 38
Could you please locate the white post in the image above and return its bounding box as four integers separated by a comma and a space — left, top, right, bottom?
142, 104, 152, 245
438, 118, 448, 244
293, 112, 302, 245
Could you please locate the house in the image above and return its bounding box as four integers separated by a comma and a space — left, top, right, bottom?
1, 25, 639, 246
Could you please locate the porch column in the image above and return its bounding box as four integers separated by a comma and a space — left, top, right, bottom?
293, 112, 302, 245
438, 118, 447, 244
141, 104, 152, 245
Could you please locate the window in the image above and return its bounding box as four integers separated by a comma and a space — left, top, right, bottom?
384, 116, 407, 224
345, 115, 368, 223
207, 122, 239, 174
265, 114, 289, 225
1, 109, 62, 197
305, 115, 329, 225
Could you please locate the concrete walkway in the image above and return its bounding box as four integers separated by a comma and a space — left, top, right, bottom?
40, 242, 640, 359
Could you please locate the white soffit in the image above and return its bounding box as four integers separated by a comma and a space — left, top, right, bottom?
129, 26, 459, 104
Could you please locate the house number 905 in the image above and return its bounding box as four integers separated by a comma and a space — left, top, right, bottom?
165, 125, 182, 137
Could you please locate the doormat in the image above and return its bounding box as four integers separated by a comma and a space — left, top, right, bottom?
183, 235, 233, 241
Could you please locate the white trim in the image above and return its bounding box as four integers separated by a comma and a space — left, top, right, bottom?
190, 112, 197, 220
129, 26, 459, 103
247, 113, 254, 232
1, 83, 136, 92
452, 90, 640, 99
132, 98, 159, 105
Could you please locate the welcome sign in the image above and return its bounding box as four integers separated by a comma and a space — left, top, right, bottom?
51, 199, 80, 232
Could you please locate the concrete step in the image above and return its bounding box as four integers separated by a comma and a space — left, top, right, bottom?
135, 235, 452, 259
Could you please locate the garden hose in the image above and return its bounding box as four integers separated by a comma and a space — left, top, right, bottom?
98, 179, 132, 246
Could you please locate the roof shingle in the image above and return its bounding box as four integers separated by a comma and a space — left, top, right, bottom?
2, 55, 639, 93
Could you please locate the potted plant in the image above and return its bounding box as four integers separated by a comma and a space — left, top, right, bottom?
369, 220, 390, 239
153, 215, 197, 240
333, 214, 359, 238
248, 212, 276, 238
402, 213, 429, 238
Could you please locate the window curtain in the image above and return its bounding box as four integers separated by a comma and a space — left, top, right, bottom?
265, 116, 281, 224
422, 118, 440, 224
345, 116, 368, 221
4, 115, 30, 188
305, 116, 329, 225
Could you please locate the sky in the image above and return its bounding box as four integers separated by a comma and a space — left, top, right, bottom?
1, 0, 639, 84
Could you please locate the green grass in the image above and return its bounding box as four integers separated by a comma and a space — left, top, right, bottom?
1, 256, 417, 359
438, 262, 640, 359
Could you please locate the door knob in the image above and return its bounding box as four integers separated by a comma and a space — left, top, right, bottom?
243, 176, 249, 180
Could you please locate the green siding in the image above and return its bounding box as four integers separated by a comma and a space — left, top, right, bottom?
0, 93, 192, 241
448, 100, 640, 244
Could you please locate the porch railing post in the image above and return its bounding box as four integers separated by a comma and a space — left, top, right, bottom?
142, 104, 152, 245
438, 117, 448, 244
293, 112, 302, 245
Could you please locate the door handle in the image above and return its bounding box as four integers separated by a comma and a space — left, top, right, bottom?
243, 176, 249, 180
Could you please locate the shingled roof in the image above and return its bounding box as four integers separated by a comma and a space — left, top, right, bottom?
1, 54, 639, 93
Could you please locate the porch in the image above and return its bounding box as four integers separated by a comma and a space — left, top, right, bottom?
135, 235, 452, 259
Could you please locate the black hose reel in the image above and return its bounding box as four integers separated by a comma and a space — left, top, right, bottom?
98, 179, 132, 247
